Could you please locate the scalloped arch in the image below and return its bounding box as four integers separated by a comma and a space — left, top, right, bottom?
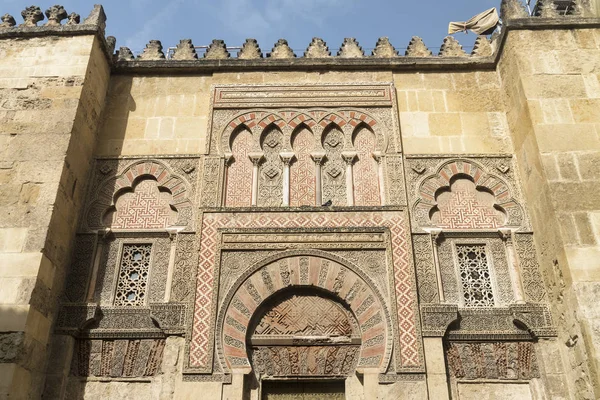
85, 160, 193, 230
415, 160, 524, 229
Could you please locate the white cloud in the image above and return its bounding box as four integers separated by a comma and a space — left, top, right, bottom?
125, 0, 184, 52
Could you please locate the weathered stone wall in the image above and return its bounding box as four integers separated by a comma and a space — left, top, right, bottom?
499, 25, 600, 399
0, 28, 110, 400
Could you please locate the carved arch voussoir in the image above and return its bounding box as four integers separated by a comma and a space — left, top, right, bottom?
85, 159, 194, 231
216, 250, 393, 375
413, 159, 525, 230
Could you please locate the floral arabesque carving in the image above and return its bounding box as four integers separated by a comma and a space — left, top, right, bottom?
216, 254, 393, 374
411, 159, 525, 231
85, 160, 194, 231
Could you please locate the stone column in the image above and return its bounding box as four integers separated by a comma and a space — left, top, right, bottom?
372, 151, 386, 205
222, 152, 233, 207
86, 228, 111, 302
163, 230, 179, 303
362, 368, 379, 400
430, 229, 445, 303
279, 152, 295, 207
248, 153, 264, 207
311, 152, 326, 206
424, 337, 450, 400
499, 228, 525, 304
342, 151, 357, 206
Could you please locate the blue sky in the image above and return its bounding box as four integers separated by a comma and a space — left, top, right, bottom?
3, 0, 512, 56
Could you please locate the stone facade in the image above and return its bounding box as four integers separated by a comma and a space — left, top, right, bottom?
0, 1, 599, 399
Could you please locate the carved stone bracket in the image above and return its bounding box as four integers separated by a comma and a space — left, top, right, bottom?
420, 304, 458, 337
510, 303, 557, 338
55, 303, 100, 335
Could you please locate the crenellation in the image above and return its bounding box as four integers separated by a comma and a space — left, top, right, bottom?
372, 37, 398, 58
20, 6, 43, 27
405, 36, 433, 57
438, 36, 467, 57
538, 0, 560, 17
268, 38, 295, 59
471, 36, 493, 57
0, 14, 16, 28
500, 0, 529, 20
204, 39, 229, 59
173, 39, 197, 60
65, 12, 79, 26
337, 37, 364, 58
304, 37, 331, 58
238, 38, 262, 59
44, 5, 67, 26
117, 46, 134, 61
138, 40, 165, 60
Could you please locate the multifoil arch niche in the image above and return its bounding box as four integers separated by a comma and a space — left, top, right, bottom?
216, 252, 393, 376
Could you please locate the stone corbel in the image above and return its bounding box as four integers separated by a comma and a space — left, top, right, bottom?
499, 228, 525, 304
311, 152, 326, 205
420, 304, 459, 337
248, 152, 264, 206
341, 151, 358, 206
279, 152, 296, 206
510, 303, 557, 338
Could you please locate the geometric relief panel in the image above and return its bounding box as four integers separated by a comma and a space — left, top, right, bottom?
290, 128, 316, 207
189, 211, 420, 373
226, 128, 254, 207
322, 127, 347, 206
258, 128, 284, 207
104, 179, 177, 230
352, 126, 380, 206
432, 179, 505, 230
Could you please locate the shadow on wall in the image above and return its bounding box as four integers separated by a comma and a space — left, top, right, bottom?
100, 76, 136, 155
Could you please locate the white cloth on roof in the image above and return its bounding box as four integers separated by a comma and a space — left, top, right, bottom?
448, 8, 499, 35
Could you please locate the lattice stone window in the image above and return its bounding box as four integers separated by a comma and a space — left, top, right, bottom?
455, 244, 495, 307
114, 244, 152, 306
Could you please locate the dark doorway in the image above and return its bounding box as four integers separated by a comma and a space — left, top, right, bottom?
261, 380, 345, 400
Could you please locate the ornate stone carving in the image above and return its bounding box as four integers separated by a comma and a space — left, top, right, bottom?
170, 233, 199, 303
238, 38, 262, 59
290, 128, 316, 206
405, 37, 433, 57
304, 37, 331, 58
385, 155, 406, 206
205, 39, 230, 59
150, 303, 186, 334
510, 303, 556, 337
372, 37, 398, 58
353, 127, 380, 206
514, 234, 548, 303
446, 341, 540, 380
413, 234, 438, 304
138, 40, 165, 60
118, 47, 135, 61
337, 38, 364, 58
20, 6, 44, 27
456, 244, 495, 307
66, 12, 80, 25
71, 338, 165, 377
439, 36, 467, 57
226, 129, 254, 207
471, 36, 493, 57
173, 39, 197, 60
322, 127, 347, 206
64, 234, 96, 302
258, 128, 284, 206
44, 5, 67, 26
420, 304, 458, 337
269, 39, 295, 59
500, 0, 529, 20
0, 14, 16, 28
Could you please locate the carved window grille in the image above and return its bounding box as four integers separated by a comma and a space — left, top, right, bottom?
455, 244, 495, 307
114, 243, 152, 306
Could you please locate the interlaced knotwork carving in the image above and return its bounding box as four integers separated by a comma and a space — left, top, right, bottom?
322, 127, 347, 206
258, 129, 284, 206
456, 244, 495, 308
385, 155, 406, 206
515, 234, 548, 303
226, 129, 254, 207
170, 233, 198, 302
114, 244, 152, 306
353, 127, 380, 206
290, 128, 316, 206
